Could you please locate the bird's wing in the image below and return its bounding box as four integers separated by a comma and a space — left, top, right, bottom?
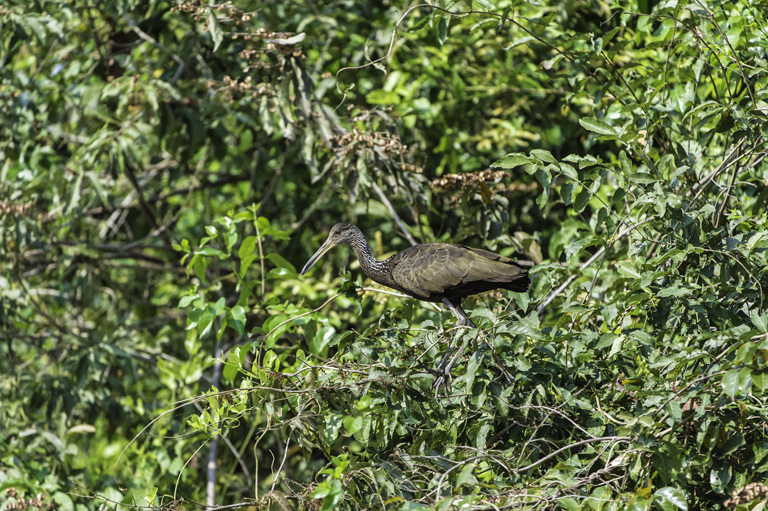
390, 243, 527, 299
389, 244, 474, 299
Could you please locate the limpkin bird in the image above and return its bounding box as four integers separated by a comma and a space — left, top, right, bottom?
301, 223, 530, 328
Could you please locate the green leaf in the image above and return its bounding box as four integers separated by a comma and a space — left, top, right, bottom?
739, 367, 752, 394
574, 186, 591, 213
264, 314, 289, 349
617, 261, 641, 279
437, 17, 448, 45
619, 150, 632, 175
178, 295, 198, 308
265, 32, 306, 46
557, 497, 581, 511
753, 371, 768, 391
631, 172, 656, 184
751, 311, 768, 333
530, 149, 557, 164
491, 153, 530, 169
657, 284, 691, 298
143, 487, 159, 506
198, 308, 216, 338
560, 182, 575, 205
223, 349, 241, 381
266, 252, 297, 272
208, 10, 223, 51
653, 442, 682, 484
579, 117, 617, 136
310, 326, 336, 356
455, 462, 476, 488
746, 231, 768, 252
366, 90, 399, 105
310, 480, 333, 499
722, 368, 739, 398
239, 236, 257, 261
608, 334, 624, 356
709, 464, 731, 493
558, 162, 578, 180
654, 487, 688, 511
229, 305, 246, 335
464, 349, 482, 394
267, 267, 295, 279
343, 416, 363, 434
502, 321, 544, 340
715, 111, 734, 133
196, 247, 227, 259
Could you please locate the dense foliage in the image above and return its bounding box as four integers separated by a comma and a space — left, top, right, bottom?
2, 0, 768, 510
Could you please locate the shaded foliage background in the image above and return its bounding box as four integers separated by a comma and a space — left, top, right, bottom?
2, 0, 768, 510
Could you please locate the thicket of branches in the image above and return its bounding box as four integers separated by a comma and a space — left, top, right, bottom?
2, 0, 767, 510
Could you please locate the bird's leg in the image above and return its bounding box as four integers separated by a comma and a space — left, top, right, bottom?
441, 298, 476, 328
433, 299, 476, 396
435, 299, 468, 372
442, 299, 476, 328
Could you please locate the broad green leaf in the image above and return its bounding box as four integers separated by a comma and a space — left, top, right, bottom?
580, 117, 617, 136
753, 371, 768, 391
617, 261, 641, 279
343, 416, 363, 434
739, 367, 752, 394
574, 186, 591, 212
751, 311, 768, 333
223, 349, 241, 381
709, 465, 731, 493
437, 17, 448, 45
239, 236, 257, 261
208, 10, 223, 51
178, 295, 198, 308
455, 462, 476, 488
631, 172, 656, 184
560, 181, 576, 206
722, 368, 739, 398
229, 305, 246, 335
654, 487, 688, 511
491, 153, 530, 169
366, 90, 400, 105
530, 149, 557, 164
657, 285, 691, 298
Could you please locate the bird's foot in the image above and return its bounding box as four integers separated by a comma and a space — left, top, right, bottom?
430, 352, 451, 398
435, 348, 453, 375
432, 374, 449, 399
429, 315, 475, 399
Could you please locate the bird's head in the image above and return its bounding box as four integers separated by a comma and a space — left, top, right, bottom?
301, 223, 361, 275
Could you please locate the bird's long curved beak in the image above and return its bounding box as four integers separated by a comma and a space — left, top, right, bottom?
301, 238, 336, 275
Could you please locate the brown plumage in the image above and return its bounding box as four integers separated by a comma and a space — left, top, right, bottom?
301, 223, 530, 327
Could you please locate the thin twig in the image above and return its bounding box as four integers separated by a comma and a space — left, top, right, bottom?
265, 293, 342, 339
713, 149, 741, 228
270, 432, 292, 492
206, 433, 219, 508
124, 15, 186, 82
515, 436, 632, 473
535, 244, 606, 315
255, 217, 266, 300
692, 0, 755, 105
372, 181, 418, 246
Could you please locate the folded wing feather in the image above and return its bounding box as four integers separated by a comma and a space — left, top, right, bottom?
390, 243, 525, 301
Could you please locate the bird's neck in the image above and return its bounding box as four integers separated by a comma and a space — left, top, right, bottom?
348, 238, 395, 287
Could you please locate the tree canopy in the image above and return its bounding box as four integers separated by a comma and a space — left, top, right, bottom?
2, 0, 768, 510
